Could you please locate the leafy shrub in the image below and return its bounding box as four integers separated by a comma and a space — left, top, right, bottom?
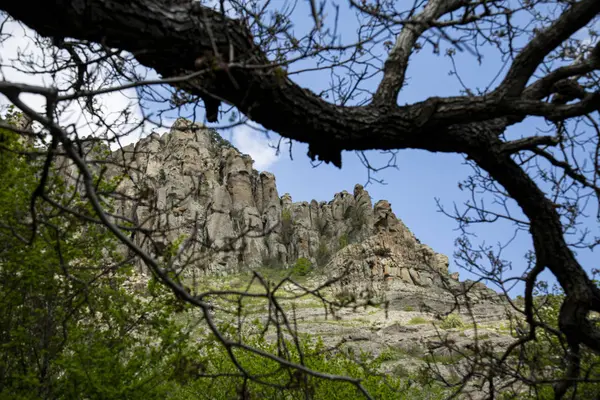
378, 347, 406, 362
292, 257, 313, 276
169, 329, 448, 400
515, 289, 600, 399
439, 314, 465, 330
207, 127, 237, 150
408, 316, 430, 325
282, 208, 292, 221
339, 233, 349, 249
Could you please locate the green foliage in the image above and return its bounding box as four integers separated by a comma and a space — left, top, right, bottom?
510, 288, 600, 399
339, 233, 349, 249
315, 240, 332, 266
378, 347, 407, 362
168, 330, 447, 400
0, 116, 195, 399
438, 314, 465, 330
292, 257, 313, 276
408, 317, 430, 325
163, 234, 188, 263
206, 128, 236, 150
273, 66, 288, 82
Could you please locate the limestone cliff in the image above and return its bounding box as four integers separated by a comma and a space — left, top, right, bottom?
73, 119, 462, 291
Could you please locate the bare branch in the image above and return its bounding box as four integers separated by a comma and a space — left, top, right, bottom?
371, 0, 464, 106
497, 0, 600, 97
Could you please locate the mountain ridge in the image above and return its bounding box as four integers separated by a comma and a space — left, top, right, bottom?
54, 118, 504, 303
106, 119, 448, 276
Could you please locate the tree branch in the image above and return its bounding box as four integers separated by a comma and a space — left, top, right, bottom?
501, 135, 560, 154
371, 0, 464, 106
2, 0, 599, 166
497, 0, 600, 97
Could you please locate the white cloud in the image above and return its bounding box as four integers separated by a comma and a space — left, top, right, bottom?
231, 124, 279, 171
0, 20, 47, 111
0, 18, 153, 148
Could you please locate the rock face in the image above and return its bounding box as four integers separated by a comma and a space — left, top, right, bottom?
69, 119, 496, 297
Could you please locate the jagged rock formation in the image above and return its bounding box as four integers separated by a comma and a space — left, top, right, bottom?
58, 118, 499, 299
324, 198, 504, 305
104, 119, 450, 279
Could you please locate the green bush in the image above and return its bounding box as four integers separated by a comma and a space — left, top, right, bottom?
282, 209, 292, 221
339, 233, 349, 249
316, 241, 332, 266
168, 330, 448, 400
408, 316, 430, 325
292, 257, 313, 276
439, 314, 465, 330
378, 347, 406, 362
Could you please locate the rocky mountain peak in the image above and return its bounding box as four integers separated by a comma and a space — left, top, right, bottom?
60, 119, 497, 298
